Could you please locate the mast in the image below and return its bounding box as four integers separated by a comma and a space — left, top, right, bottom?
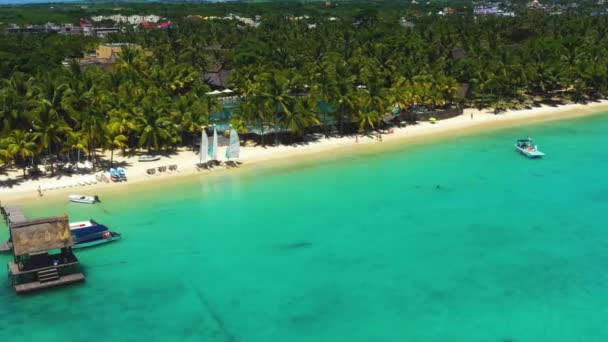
209, 126, 218, 161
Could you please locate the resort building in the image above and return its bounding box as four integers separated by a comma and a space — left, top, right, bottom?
75, 43, 143, 71
204, 63, 231, 89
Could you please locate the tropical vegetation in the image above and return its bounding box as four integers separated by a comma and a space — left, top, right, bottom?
2, 1, 608, 174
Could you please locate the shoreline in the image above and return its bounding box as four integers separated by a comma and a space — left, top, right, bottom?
2, 101, 608, 206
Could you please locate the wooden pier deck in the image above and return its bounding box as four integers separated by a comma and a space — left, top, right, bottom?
0, 204, 26, 225
0, 241, 12, 253
14, 273, 85, 294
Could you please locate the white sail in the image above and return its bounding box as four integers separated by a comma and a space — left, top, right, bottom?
199, 129, 209, 163
226, 128, 240, 160
209, 127, 218, 160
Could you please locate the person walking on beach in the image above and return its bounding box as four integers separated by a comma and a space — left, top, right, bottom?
470, 112, 473, 120
37, 185, 43, 197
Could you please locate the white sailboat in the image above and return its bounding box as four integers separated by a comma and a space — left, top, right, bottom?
208, 126, 220, 166
225, 126, 241, 167
196, 127, 210, 170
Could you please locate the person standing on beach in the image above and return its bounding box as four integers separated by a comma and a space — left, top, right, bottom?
470, 112, 473, 120
37, 185, 42, 197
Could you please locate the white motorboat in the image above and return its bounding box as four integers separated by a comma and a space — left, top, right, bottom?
515, 138, 545, 158
68, 194, 100, 204
138, 155, 161, 162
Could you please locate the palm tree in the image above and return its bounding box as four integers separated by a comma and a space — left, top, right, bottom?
389, 77, 414, 113
257, 71, 295, 144
104, 131, 128, 168
285, 96, 321, 140
61, 131, 89, 165
6, 130, 38, 177
0, 139, 12, 165
135, 97, 175, 152
353, 91, 382, 134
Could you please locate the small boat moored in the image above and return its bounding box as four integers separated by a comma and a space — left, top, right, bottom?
515, 138, 545, 158
138, 155, 161, 162
69, 219, 121, 248
69, 194, 100, 204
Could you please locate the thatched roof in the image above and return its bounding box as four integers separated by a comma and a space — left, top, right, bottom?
10, 216, 73, 256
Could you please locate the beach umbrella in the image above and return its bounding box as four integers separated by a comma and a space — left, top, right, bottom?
222, 89, 234, 93
429, 117, 437, 124
206, 90, 222, 95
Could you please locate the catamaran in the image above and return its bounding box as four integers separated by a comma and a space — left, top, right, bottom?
196, 127, 210, 170
208, 126, 220, 166
515, 138, 545, 158
225, 126, 241, 167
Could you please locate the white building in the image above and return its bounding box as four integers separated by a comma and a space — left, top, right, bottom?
109, 15, 128, 23
144, 15, 160, 23
128, 15, 144, 24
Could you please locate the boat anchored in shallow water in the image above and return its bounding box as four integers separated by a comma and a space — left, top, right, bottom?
68, 194, 100, 204
515, 138, 545, 158
69, 220, 121, 248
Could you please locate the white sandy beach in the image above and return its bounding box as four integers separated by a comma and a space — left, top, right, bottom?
2, 101, 608, 203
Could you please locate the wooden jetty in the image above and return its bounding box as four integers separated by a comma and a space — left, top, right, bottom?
0, 202, 25, 254
0, 241, 13, 253
7, 215, 85, 294
0, 203, 26, 225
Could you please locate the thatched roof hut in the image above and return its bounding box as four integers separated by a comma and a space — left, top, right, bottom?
10, 216, 73, 257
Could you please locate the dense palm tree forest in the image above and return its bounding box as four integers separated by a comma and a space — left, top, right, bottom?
2, 1, 608, 173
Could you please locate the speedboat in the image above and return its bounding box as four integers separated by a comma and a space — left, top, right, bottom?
69, 220, 121, 248
68, 194, 100, 204
515, 138, 545, 158
138, 155, 161, 162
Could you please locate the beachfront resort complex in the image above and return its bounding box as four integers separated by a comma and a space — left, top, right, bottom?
1, 0, 608, 340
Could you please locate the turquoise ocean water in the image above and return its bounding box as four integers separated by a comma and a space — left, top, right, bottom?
1, 113, 608, 341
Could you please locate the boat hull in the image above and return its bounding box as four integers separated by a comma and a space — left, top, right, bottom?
73, 234, 121, 249
515, 146, 545, 158
70, 220, 120, 249
68, 195, 98, 204
138, 156, 161, 162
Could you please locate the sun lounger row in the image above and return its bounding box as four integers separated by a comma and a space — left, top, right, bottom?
195, 160, 242, 171
39, 175, 99, 192
145, 165, 179, 176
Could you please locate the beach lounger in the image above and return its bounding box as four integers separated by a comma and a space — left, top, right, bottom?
101, 173, 110, 183
146, 168, 158, 177
208, 160, 221, 167
195, 162, 209, 171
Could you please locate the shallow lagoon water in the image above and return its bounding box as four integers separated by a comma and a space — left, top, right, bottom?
1, 113, 608, 341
